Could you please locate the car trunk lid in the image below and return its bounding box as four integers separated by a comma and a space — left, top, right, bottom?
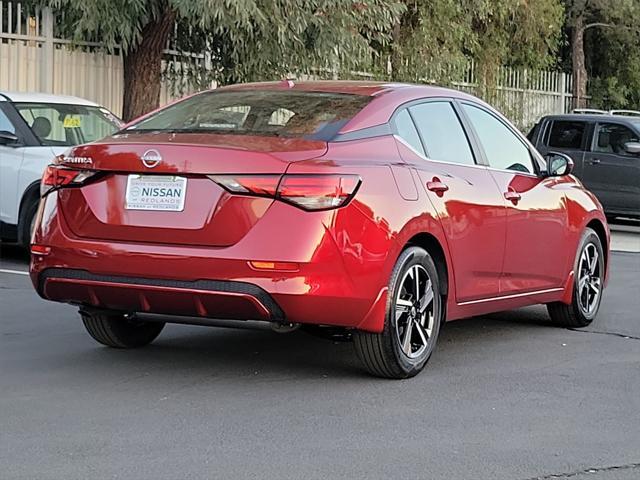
57, 133, 327, 247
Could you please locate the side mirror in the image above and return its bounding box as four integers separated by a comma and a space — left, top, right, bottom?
545, 151, 574, 177
0, 130, 19, 146
624, 142, 640, 155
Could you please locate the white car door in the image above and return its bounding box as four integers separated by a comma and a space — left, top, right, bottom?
0, 108, 24, 227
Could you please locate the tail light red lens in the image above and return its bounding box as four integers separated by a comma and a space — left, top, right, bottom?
277, 175, 361, 210
30, 244, 51, 256
208, 175, 280, 197
210, 174, 361, 211
41, 165, 98, 196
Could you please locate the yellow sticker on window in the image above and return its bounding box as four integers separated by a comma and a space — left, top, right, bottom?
63, 116, 81, 128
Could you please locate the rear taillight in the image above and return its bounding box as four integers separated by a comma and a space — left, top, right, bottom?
209, 174, 361, 211
30, 244, 51, 256
41, 165, 98, 196
277, 175, 361, 210
208, 175, 280, 197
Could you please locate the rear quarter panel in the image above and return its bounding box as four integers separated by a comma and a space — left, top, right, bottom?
289, 135, 454, 332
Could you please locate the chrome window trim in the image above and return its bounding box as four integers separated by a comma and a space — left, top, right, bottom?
394, 134, 487, 171
394, 134, 541, 178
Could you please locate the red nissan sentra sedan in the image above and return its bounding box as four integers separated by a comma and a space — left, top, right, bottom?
30, 81, 609, 378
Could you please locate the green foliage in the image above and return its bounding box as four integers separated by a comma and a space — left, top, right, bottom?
43, 0, 404, 85
564, 0, 640, 110
40, 0, 564, 87
588, 26, 640, 110
564, 0, 637, 28
29, 0, 571, 117
382, 0, 564, 87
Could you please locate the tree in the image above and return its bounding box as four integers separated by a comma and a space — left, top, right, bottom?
588, 25, 640, 109
564, 0, 639, 108
381, 0, 563, 95
42, 1, 404, 121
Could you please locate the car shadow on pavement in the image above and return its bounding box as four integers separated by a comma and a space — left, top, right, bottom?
55, 305, 564, 380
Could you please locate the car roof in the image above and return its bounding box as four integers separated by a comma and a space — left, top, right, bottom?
0, 91, 100, 106
216, 80, 474, 99
217, 80, 410, 96
542, 113, 640, 123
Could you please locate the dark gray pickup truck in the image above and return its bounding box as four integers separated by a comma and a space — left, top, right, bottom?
528, 113, 640, 219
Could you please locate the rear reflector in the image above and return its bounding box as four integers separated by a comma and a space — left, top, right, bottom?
210, 174, 360, 211
249, 261, 299, 272
41, 165, 99, 196
30, 244, 51, 256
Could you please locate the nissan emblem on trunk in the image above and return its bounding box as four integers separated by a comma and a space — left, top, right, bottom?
141, 149, 162, 168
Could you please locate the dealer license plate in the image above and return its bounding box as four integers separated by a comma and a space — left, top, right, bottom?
125, 175, 187, 212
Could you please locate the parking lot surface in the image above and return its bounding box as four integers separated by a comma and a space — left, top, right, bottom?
1, 224, 639, 480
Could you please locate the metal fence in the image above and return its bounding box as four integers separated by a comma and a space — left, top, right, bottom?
1, 2, 574, 127
448, 63, 574, 130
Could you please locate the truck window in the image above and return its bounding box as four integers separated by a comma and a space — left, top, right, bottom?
594, 123, 640, 156
547, 121, 586, 150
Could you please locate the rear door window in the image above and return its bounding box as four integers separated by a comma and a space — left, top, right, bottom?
409, 101, 476, 165
547, 120, 587, 149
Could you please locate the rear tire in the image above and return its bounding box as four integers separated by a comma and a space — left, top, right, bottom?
19, 198, 38, 247
80, 310, 165, 348
354, 246, 444, 379
547, 228, 604, 328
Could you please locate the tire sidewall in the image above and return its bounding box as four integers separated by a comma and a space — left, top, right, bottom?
19, 199, 39, 247
384, 247, 442, 376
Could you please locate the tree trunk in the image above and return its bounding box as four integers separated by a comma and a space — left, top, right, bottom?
122, 8, 177, 122
571, 15, 588, 110
389, 21, 402, 81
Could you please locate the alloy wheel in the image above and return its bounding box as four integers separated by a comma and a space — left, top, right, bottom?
394, 264, 436, 359
577, 242, 602, 315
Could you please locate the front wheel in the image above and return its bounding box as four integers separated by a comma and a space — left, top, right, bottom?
547, 228, 605, 328
80, 310, 165, 348
354, 246, 444, 379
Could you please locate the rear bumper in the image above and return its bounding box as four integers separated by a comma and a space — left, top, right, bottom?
36, 268, 284, 322
30, 193, 391, 331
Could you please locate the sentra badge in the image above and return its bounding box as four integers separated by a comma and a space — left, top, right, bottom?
63, 155, 93, 165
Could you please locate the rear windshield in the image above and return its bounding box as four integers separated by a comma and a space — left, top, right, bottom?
126, 90, 371, 141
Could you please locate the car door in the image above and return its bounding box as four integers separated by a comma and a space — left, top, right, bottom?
582, 122, 640, 215
0, 105, 25, 229
459, 102, 569, 294
393, 101, 507, 303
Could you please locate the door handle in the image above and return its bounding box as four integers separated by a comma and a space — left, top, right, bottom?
588, 158, 601, 165
504, 189, 521, 203
426, 178, 449, 195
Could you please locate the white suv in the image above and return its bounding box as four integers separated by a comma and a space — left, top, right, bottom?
0, 92, 121, 245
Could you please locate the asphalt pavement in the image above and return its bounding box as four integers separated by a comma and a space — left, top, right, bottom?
1, 224, 639, 480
